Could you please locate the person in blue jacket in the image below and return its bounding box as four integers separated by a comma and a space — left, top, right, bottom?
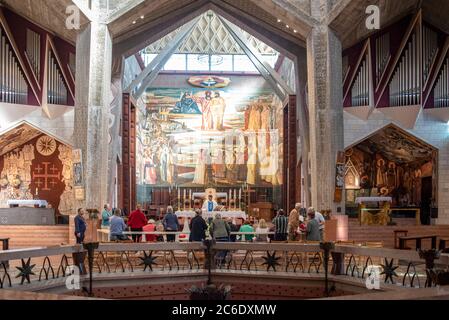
74, 208, 87, 244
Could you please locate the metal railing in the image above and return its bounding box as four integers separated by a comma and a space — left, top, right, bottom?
1, 242, 448, 293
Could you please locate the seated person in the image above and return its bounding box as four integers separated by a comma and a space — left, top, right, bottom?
239, 220, 255, 242
143, 219, 157, 242
156, 223, 165, 242
255, 219, 270, 242
110, 209, 129, 241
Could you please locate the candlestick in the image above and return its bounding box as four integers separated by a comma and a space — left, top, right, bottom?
189, 189, 192, 210
234, 189, 237, 209
239, 188, 242, 208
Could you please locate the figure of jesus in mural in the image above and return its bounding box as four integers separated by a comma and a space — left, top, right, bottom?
193, 91, 213, 130
210, 92, 226, 131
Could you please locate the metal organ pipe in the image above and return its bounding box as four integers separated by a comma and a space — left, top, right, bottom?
435, 58, 449, 108
47, 53, 68, 105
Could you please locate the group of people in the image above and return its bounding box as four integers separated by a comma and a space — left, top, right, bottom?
74, 202, 326, 245
273, 203, 325, 242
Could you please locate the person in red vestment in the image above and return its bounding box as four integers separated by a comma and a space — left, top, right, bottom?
127, 204, 147, 242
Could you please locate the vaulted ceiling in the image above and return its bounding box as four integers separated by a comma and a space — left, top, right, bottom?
3, 0, 449, 51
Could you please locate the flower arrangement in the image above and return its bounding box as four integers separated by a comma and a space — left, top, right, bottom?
187, 284, 232, 300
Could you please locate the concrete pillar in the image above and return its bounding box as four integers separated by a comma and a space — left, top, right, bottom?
74, 19, 113, 211
107, 57, 125, 208
306, 0, 344, 213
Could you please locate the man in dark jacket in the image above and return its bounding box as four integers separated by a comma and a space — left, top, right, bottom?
189, 210, 208, 242
74, 208, 87, 244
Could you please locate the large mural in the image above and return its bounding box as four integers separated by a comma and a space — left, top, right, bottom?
136, 84, 284, 188
0, 134, 74, 216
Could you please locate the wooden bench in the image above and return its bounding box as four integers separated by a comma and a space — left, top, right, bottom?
439, 238, 449, 252
0, 238, 9, 268
399, 235, 437, 250
394, 230, 409, 249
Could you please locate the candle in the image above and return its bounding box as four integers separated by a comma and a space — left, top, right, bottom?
229, 189, 232, 206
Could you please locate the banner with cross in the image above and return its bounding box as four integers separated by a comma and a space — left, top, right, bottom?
32, 162, 61, 191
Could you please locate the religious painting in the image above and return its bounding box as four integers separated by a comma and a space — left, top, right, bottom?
73, 149, 83, 187
346, 189, 355, 203
0, 123, 42, 155
136, 85, 284, 189
73, 163, 83, 187
74, 187, 85, 201
336, 164, 345, 189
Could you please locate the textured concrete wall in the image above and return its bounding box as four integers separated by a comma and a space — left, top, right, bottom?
344, 110, 449, 225
307, 25, 345, 213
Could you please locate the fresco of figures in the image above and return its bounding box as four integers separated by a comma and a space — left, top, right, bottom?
136, 86, 284, 187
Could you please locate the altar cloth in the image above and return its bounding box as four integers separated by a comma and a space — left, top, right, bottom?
7, 200, 49, 207
176, 211, 247, 220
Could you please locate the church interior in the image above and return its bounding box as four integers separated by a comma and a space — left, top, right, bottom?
1, 0, 449, 301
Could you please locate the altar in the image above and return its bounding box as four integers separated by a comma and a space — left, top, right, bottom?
7, 200, 49, 207
0, 207, 55, 225
356, 197, 392, 226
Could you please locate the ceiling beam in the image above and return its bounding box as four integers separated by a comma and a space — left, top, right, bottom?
218, 15, 294, 101
72, 0, 95, 21
113, 0, 211, 58
124, 17, 199, 99
104, 0, 146, 24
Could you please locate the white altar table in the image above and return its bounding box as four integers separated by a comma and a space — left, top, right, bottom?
355, 197, 392, 204
7, 200, 49, 207
176, 211, 247, 220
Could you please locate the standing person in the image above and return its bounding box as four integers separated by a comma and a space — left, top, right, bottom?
74, 208, 87, 244
162, 206, 179, 242
143, 219, 157, 242
288, 203, 301, 241
227, 218, 240, 242
128, 204, 147, 242
255, 219, 270, 242
238, 221, 255, 242
202, 194, 218, 212
306, 211, 321, 241
272, 209, 288, 241
189, 209, 208, 242
308, 207, 325, 241
110, 209, 129, 241
101, 204, 112, 229
210, 213, 231, 265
